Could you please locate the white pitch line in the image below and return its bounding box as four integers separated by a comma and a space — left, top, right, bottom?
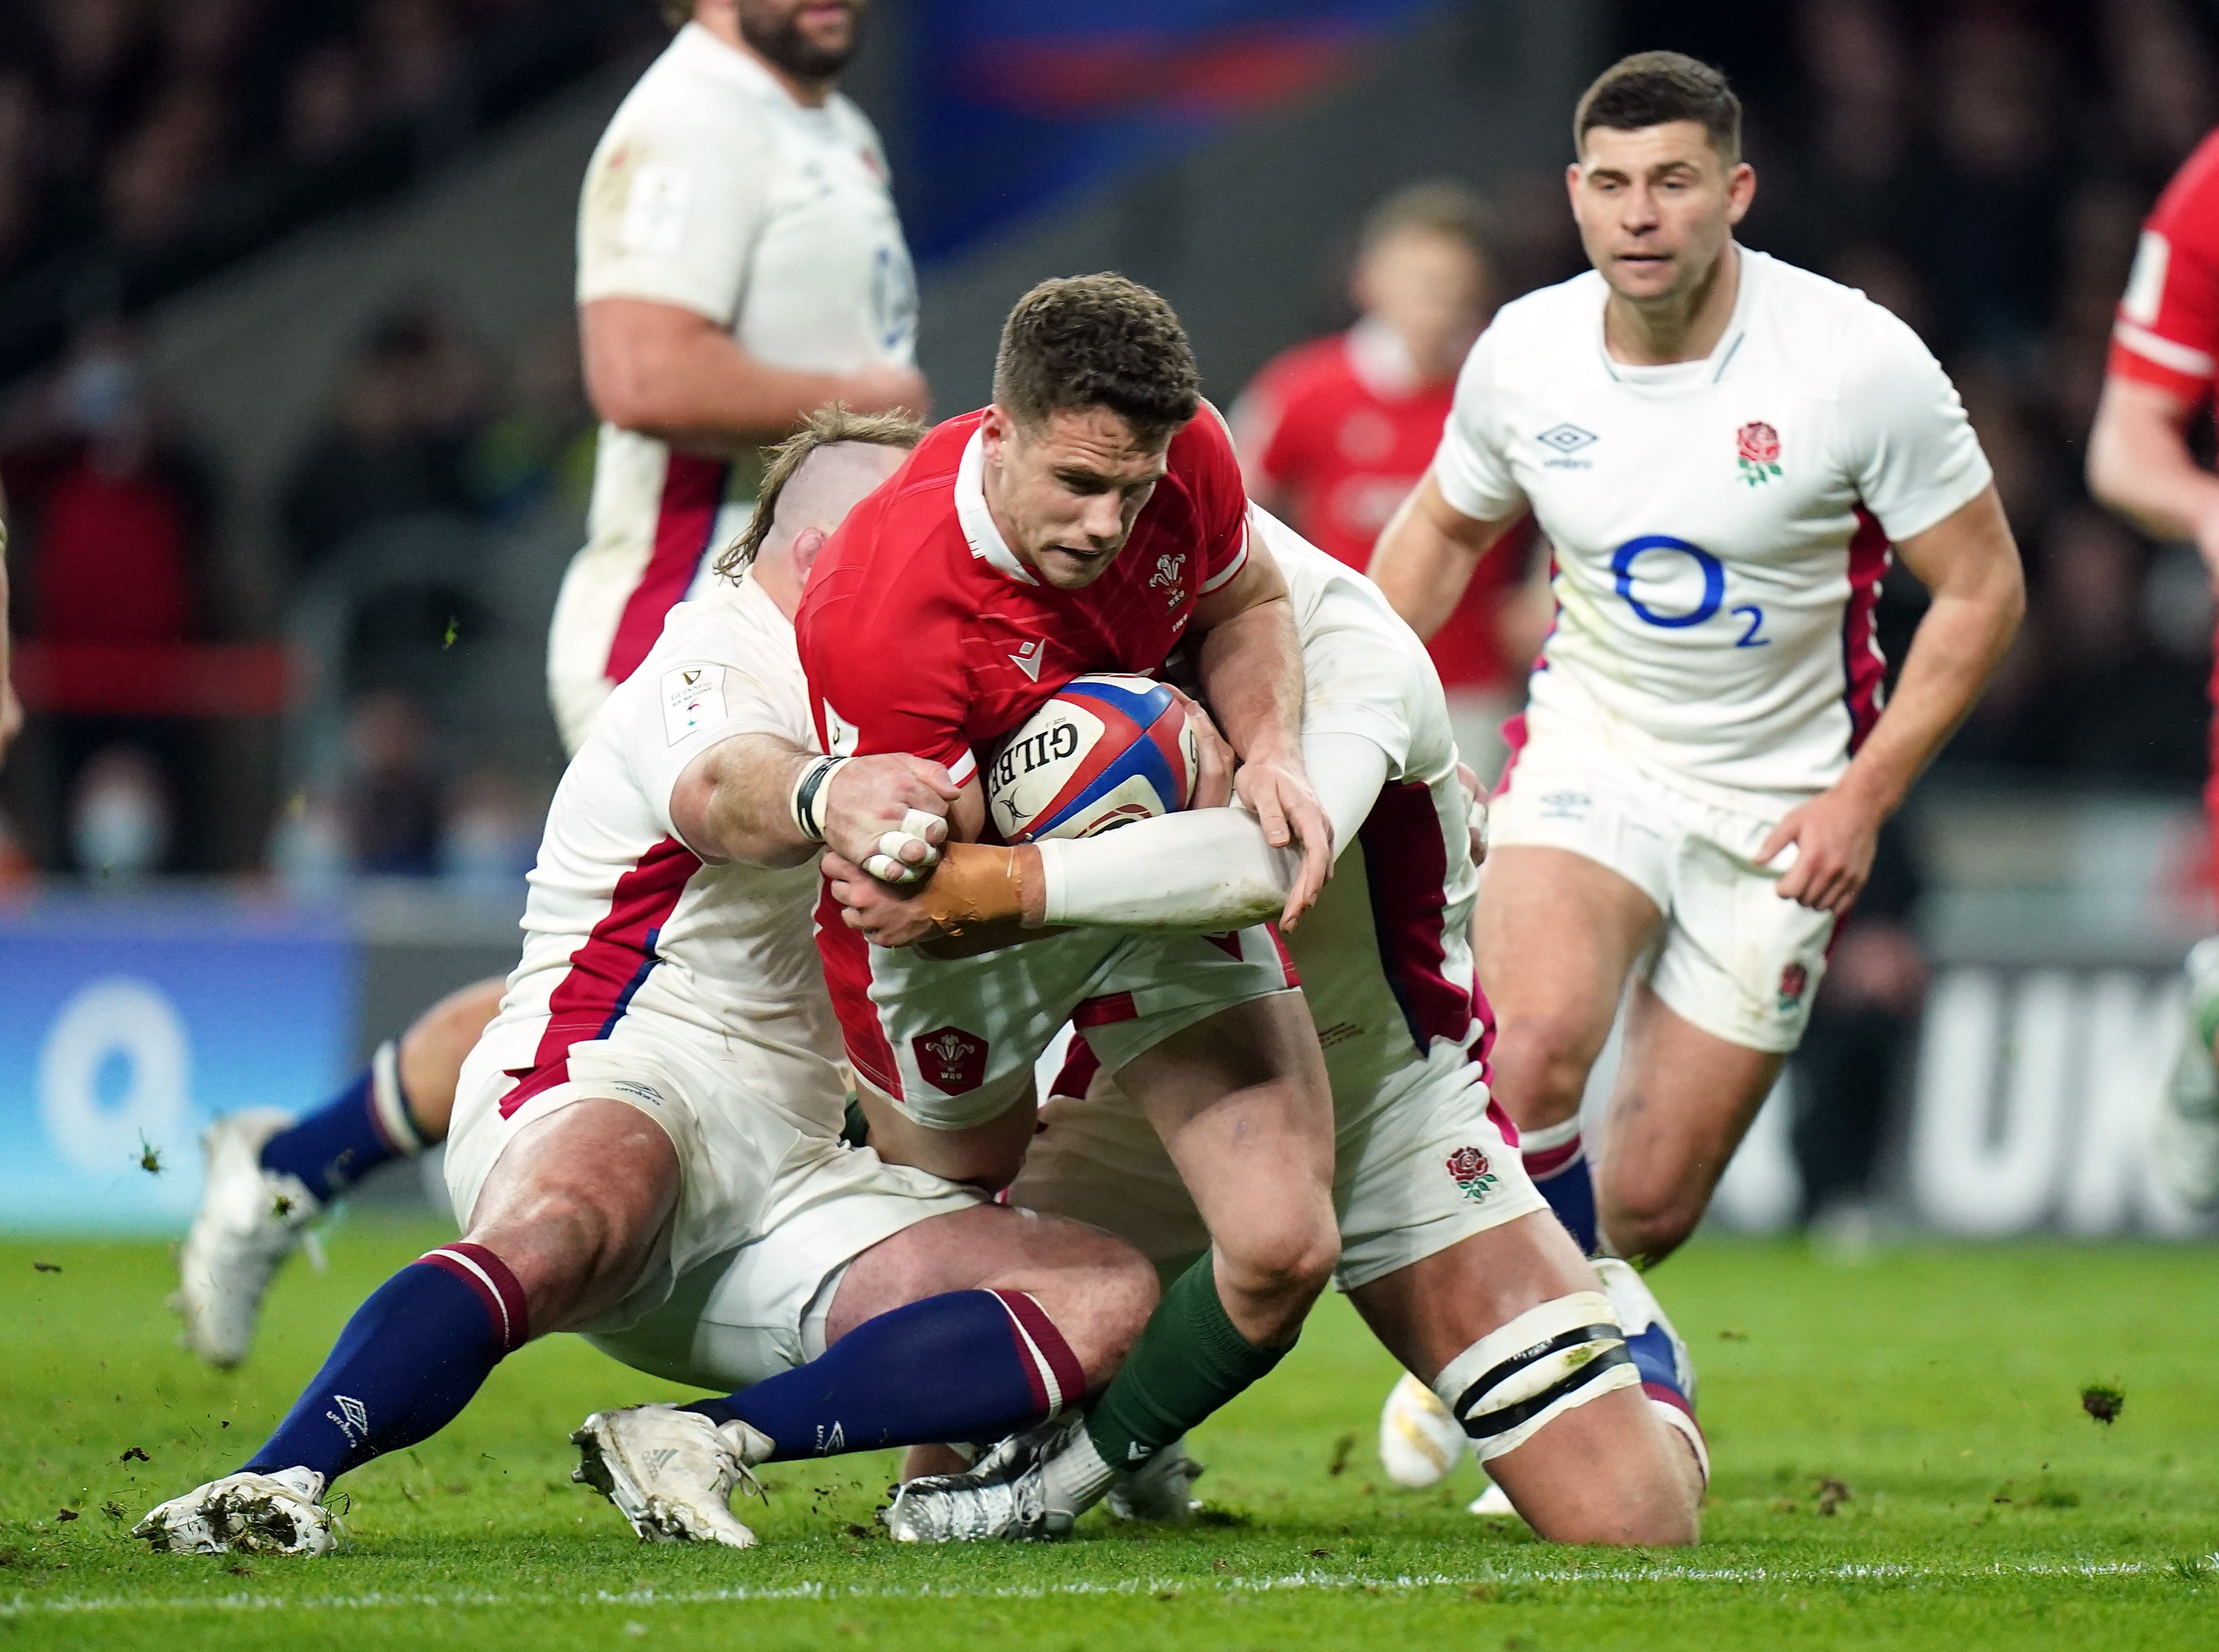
3, 1555, 2206, 1618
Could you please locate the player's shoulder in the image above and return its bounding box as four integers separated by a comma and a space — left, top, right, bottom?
1466, 270, 1609, 379
1744, 249, 1932, 384
603, 25, 775, 144
824, 90, 889, 160
2149, 124, 2219, 237
1247, 334, 1358, 404
1170, 398, 1243, 479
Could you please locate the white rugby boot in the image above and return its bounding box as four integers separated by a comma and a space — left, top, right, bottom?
2159, 936, 2219, 1211
884, 1413, 1102, 1542
1594, 1257, 1709, 1486
134, 1467, 335, 1555
177, 1110, 321, 1368
571, 1405, 771, 1548
1105, 1435, 1204, 1523
1379, 1370, 1464, 1489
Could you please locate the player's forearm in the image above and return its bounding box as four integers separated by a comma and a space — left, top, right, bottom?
594, 336, 854, 452
689, 734, 819, 867
1037, 731, 1388, 929
1194, 595, 1306, 764
1841, 543, 2024, 821
2086, 383, 2219, 545
1369, 479, 1514, 642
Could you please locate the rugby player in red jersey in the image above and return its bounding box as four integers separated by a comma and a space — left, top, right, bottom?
2087, 125, 2219, 1210
1233, 182, 1538, 771
795, 273, 1343, 1532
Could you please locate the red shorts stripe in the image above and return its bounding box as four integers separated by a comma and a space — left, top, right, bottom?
992, 1289, 1085, 1417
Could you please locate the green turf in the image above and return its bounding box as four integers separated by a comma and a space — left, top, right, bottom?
1, 1218, 2213, 1650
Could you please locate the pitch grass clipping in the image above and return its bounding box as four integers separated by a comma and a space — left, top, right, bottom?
2, 1221, 2213, 1651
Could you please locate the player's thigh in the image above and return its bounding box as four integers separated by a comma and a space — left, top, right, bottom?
1474, 845, 1662, 1063
1115, 989, 1337, 1270
1348, 1209, 1592, 1385
1005, 1082, 1212, 1278
854, 1072, 1039, 1190
588, 1136, 982, 1392
1597, 980, 1783, 1221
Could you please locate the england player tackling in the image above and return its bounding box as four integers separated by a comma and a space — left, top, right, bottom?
1366, 52, 2023, 1467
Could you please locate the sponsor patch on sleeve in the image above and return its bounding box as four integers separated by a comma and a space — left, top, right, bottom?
663, 664, 727, 745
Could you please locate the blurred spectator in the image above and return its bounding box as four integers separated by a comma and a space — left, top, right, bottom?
103, 80, 229, 250
1233, 181, 1538, 777
467, 316, 596, 521
2, 325, 218, 650
364, 0, 467, 122
1791, 818, 1927, 1243
342, 689, 444, 876
283, 43, 369, 166
69, 743, 171, 880
438, 766, 541, 892
280, 302, 494, 582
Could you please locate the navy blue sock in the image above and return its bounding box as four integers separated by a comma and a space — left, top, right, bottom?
686, 1290, 1084, 1461
259, 1042, 422, 1202
245, 1243, 527, 1482
1523, 1125, 1600, 1255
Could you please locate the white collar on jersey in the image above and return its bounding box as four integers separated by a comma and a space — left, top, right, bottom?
1595, 241, 1759, 387
1345, 316, 1422, 399
955, 427, 1039, 587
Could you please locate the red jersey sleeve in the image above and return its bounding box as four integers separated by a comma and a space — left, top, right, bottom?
795, 490, 982, 788
2111, 125, 2219, 401
1188, 401, 1252, 594
1229, 350, 1308, 495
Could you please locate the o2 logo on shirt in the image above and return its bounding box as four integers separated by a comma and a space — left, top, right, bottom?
1610, 535, 1768, 646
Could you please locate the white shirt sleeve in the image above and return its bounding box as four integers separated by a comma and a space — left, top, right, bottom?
576, 96, 769, 326
1835, 302, 1994, 542
1430, 326, 1527, 524
1036, 731, 1392, 930
627, 655, 817, 844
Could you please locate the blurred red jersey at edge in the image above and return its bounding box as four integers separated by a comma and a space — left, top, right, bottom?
2107, 126, 2219, 853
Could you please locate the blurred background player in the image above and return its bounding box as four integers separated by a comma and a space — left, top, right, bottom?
1370, 52, 2021, 1274
176, 0, 929, 1369
1234, 182, 1541, 779
0, 479, 16, 768
2086, 120, 2219, 1211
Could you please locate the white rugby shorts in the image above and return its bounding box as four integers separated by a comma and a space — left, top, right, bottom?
1010, 1038, 1544, 1292
446, 1007, 980, 1370
1487, 717, 1836, 1053
822, 918, 1302, 1131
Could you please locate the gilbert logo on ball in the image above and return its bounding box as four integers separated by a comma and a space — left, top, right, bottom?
1735, 420, 1782, 487
984, 674, 1199, 843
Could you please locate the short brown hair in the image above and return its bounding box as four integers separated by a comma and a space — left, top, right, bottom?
992, 273, 1200, 446
1360, 181, 1491, 263
659, 0, 691, 28
1574, 52, 1741, 163
715, 404, 926, 579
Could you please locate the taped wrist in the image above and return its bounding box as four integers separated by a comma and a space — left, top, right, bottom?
789, 756, 848, 843
918, 843, 1027, 935
1430, 1291, 1637, 1461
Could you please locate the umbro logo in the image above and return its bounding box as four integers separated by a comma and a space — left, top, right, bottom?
1535, 423, 1598, 454
645, 1448, 678, 1474
1009, 638, 1045, 681
327, 1394, 369, 1443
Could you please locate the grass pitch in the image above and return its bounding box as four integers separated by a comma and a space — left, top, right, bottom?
1, 1219, 2213, 1650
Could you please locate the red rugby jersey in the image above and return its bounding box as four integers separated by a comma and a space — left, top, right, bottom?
796, 407, 1249, 785
1234, 321, 1531, 693
2110, 125, 2219, 402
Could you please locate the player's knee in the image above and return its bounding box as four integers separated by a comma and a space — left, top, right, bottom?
468, 1180, 661, 1329
1488, 1014, 1598, 1122
1536, 1494, 1700, 1549
1216, 1202, 1339, 1319
1598, 1167, 1705, 1266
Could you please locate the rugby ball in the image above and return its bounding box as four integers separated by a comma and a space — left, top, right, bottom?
984, 674, 1198, 843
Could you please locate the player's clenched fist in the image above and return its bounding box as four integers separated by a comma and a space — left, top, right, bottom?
796, 754, 959, 884
1759, 784, 1880, 916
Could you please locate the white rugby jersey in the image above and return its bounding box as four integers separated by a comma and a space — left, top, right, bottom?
1265, 515, 1491, 1118
1434, 247, 1991, 801
572, 23, 917, 685
480, 574, 844, 1134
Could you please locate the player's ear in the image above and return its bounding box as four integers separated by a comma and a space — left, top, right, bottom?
1725, 160, 1756, 224
790, 526, 829, 581
980, 403, 1012, 465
